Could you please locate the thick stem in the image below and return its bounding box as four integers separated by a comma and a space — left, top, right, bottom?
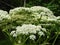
52, 33, 59, 45
24, 0, 26, 7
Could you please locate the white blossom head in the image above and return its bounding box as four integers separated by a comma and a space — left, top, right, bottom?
30, 6, 54, 15
9, 6, 56, 21
15, 24, 42, 35
29, 35, 36, 40
10, 31, 16, 35
9, 7, 30, 15
38, 31, 45, 36
10, 31, 17, 37
0, 10, 11, 20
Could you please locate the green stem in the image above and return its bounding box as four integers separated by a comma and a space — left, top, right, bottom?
47, 0, 55, 6
52, 33, 59, 45
49, 35, 56, 41
42, 37, 49, 45
24, 0, 26, 7
36, 36, 41, 43
22, 37, 29, 45
13, 42, 21, 45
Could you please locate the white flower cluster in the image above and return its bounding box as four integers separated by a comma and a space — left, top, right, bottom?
9, 7, 30, 15
29, 35, 36, 40
9, 6, 55, 20
0, 10, 11, 20
30, 6, 54, 16
0, 6, 59, 22
16, 24, 42, 35
10, 24, 46, 40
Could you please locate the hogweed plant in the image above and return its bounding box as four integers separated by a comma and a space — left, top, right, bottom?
0, 6, 60, 45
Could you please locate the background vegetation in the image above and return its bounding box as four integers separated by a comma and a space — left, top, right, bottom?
0, 0, 60, 16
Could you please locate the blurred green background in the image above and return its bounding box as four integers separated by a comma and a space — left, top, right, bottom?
0, 0, 60, 16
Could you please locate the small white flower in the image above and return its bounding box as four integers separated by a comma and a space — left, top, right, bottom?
35, 26, 41, 31
57, 16, 60, 19
41, 16, 47, 20
10, 31, 15, 35
42, 28, 46, 32
16, 26, 21, 30
29, 35, 36, 40
18, 40, 21, 44
40, 12, 45, 16
5, 15, 11, 19
38, 31, 45, 36
13, 33, 17, 37
0, 10, 11, 20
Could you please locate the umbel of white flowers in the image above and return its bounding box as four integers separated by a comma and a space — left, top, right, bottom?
10, 24, 46, 40
0, 10, 11, 20
9, 6, 57, 21
0, 6, 60, 22
9, 6, 54, 17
